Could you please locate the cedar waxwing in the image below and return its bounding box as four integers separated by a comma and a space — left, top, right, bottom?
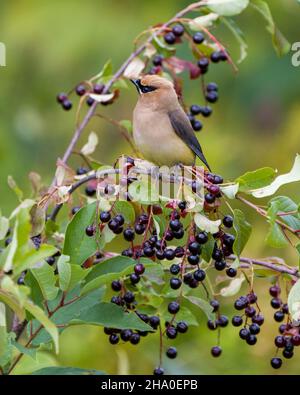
131, 75, 211, 170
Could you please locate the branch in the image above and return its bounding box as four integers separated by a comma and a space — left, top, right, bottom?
49, 1, 207, 188
237, 194, 300, 239
227, 255, 299, 278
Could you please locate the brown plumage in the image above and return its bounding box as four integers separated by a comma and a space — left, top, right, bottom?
131, 75, 211, 170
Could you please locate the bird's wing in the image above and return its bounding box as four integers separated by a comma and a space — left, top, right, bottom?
168, 109, 211, 171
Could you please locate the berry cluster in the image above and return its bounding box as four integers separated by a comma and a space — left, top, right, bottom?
56, 82, 108, 111
269, 284, 299, 369
232, 293, 264, 347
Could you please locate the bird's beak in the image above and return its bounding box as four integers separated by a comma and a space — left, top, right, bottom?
130, 79, 141, 94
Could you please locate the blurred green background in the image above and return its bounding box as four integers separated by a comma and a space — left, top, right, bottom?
1, 0, 300, 375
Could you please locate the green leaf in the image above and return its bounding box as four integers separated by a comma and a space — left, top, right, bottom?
119, 119, 132, 133
296, 244, 300, 268
30, 204, 45, 237
86, 256, 134, 281
189, 13, 219, 30
71, 302, 153, 331
24, 301, 59, 353
221, 17, 248, 63
129, 179, 159, 204
194, 213, 221, 234
0, 303, 14, 368
31, 262, 58, 301
57, 255, 90, 292
267, 196, 300, 232
3, 206, 32, 273
265, 197, 298, 248
233, 209, 252, 256
0, 290, 26, 321
184, 296, 215, 321
220, 183, 239, 199
31, 288, 105, 345
220, 276, 245, 297
7, 175, 23, 201
152, 36, 176, 57
113, 79, 129, 90
207, 0, 249, 16
201, 235, 215, 263
0, 214, 9, 241
32, 366, 105, 375
45, 219, 59, 238
94, 59, 113, 84
251, 0, 291, 56
266, 223, 288, 248
12, 340, 37, 360
63, 203, 97, 266
236, 167, 276, 193
162, 304, 198, 326
81, 256, 157, 296
14, 244, 57, 277
113, 201, 135, 223
288, 279, 300, 321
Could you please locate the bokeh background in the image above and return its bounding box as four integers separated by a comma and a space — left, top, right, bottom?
1, 0, 300, 375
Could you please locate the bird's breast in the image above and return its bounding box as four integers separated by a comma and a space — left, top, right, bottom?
133, 107, 195, 167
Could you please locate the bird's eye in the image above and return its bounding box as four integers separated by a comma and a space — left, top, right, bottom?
140, 85, 157, 94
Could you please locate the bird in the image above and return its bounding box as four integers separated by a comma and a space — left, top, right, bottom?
131, 75, 211, 171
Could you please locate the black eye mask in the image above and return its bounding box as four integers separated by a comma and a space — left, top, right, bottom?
140, 85, 157, 94
130, 79, 157, 94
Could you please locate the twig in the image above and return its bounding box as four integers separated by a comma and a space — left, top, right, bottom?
237, 194, 300, 239
49, 1, 207, 188
227, 255, 299, 278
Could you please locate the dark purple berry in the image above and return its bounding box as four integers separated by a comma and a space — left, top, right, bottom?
214, 260, 226, 271
211, 346, 222, 357
153, 367, 164, 376
194, 269, 206, 282
274, 311, 285, 322
166, 346, 177, 359
188, 255, 200, 265
206, 91, 218, 103
246, 334, 257, 346
75, 84, 86, 96
57, 92, 67, 103
62, 99, 72, 111
223, 215, 233, 228
226, 267, 237, 277
164, 32, 176, 45
168, 301, 180, 314
196, 232, 208, 244
109, 334, 119, 344
232, 315, 243, 327
111, 280, 122, 292
100, 211, 111, 223
85, 225, 95, 237
152, 54, 163, 66
193, 32, 205, 44
170, 264, 180, 275
170, 277, 182, 289
165, 249, 175, 261
176, 321, 188, 333
239, 328, 250, 340
166, 326, 177, 339
271, 357, 282, 369
172, 24, 184, 37
130, 333, 140, 345
271, 298, 282, 309
190, 104, 202, 115
249, 323, 260, 335
124, 291, 135, 304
